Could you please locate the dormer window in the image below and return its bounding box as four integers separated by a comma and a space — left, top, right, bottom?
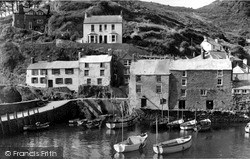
37, 10, 44, 15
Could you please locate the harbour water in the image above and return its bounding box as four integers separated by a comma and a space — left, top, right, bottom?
1, 122, 250, 159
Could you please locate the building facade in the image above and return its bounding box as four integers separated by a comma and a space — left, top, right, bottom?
79, 55, 112, 86
200, 36, 224, 52
12, 4, 50, 32
82, 13, 123, 44
169, 56, 233, 110
26, 61, 79, 91
129, 60, 171, 110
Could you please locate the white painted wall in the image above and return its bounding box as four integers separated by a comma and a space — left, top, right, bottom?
83, 23, 122, 43
26, 68, 79, 91
79, 62, 111, 86
200, 41, 222, 52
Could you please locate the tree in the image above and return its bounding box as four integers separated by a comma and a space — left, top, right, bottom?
238, 37, 246, 47
231, 45, 248, 59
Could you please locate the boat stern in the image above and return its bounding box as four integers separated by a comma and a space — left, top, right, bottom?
114, 143, 125, 153
153, 145, 163, 154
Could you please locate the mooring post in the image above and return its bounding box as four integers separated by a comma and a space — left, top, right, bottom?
27, 110, 31, 125
33, 109, 38, 123
0, 116, 5, 135
22, 111, 25, 126
7, 113, 11, 134
14, 112, 20, 132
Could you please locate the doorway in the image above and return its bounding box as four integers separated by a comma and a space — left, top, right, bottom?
48, 80, 53, 88
206, 100, 213, 110
141, 98, 147, 108
104, 35, 107, 43
179, 100, 185, 109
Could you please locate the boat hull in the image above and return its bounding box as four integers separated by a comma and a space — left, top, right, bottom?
114, 133, 148, 153
106, 117, 136, 129
167, 119, 184, 129
180, 120, 197, 130
23, 122, 50, 131
197, 119, 211, 132
153, 135, 192, 154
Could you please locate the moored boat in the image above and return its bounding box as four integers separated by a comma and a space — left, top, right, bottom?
245, 122, 250, 133
114, 133, 148, 153
197, 119, 211, 132
180, 119, 197, 130
106, 116, 137, 129
167, 119, 184, 129
153, 135, 192, 154
86, 119, 102, 129
150, 117, 168, 129
23, 122, 50, 131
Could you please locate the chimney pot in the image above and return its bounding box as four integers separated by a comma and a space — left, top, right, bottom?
203, 36, 208, 42
78, 52, 81, 60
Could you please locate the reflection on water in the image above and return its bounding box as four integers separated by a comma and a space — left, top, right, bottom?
0, 123, 250, 158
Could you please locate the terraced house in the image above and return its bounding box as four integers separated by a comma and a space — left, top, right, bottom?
26, 55, 112, 91
129, 53, 233, 111
82, 13, 123, 43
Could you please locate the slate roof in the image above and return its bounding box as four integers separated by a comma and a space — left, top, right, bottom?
234, 86, 250, 90
24, 8, 49, 14
27, 61, 79, 70
84, 15, 122, 24
233, 65, 247, 74
131, 59, 170, 75
209, 51, 228, 59
79, 55, 112, 63
170, 58, 232, 70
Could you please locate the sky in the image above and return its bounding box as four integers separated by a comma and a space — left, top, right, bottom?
142, 0, 217, 9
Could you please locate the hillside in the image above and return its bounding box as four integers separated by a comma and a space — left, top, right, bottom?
0, 0, 246, 85
197, 0, 250, 39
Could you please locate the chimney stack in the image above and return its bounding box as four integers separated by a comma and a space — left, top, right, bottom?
203, 36, 208, 42
201, 48, 205, 59
78, 52, 81, 60
215, 38, 219, 43
31, 57, 35, 64
243, 59, 248, 65
84, 12, 88, 19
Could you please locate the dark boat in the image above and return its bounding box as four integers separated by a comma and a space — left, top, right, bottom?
23, 122, 50, 131
197, 119, 211, 132
86, 119, 102, 129
106, 115, 137, 129
150, 117, 168, 129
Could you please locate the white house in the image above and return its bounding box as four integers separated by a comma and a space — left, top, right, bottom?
26, 61, 79, 91
82, 13, 123, 44
79, 55, 112, 86
200, 36, 224, 52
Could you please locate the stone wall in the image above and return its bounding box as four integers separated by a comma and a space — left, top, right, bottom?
170, 70, 233, 110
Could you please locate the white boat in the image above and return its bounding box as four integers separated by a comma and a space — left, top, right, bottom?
245, 122, 250, 133
167, 119, 184, 129
113, 133, 148, 153
180, 119, 197, 130
153, 135, 192, 154
106, 116, 136, 129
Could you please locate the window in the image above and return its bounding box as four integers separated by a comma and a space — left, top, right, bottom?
181, 89, 186, 97
52, 69, 60, 75
124, 76, 129, 84
100, 70, 104, 76
112, 24, 115, 30
112, 35, 116, 42
40, 69, 47, 75
217, 78, 223, 86
104, 24, 107, 30
85, 63, 89, 68
234, 89, 240, 94
97, 78, 102, 85
181, 79, 187, 86
87, 79, 91, 85
37, 11, 44, 15
91, 25, 94, 32
201, 89, 207, 96
37, 19, 43, 24
124, 60, 132, 66
31, 78, 38, 83
84, 70, 89, 76
124, 68, 130, 75
55, 78, 63, 84
217, 70, 223, 77
32, 69, 39, 75
156, 85, 162, 93
65, 78, 72, 84
99, 25, 102, 32
40, 77, 46, 84
65, 68, 74, 75
27, 11, 34, 15
156, 75, 161, 82
100, 63, 105, 68
136, 85, 141, 93
29, 22, 32, 29
242, 89, 247, 94
182, 71, 187, 77
136, 75, 141, 82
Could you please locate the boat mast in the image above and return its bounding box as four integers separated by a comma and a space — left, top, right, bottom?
122, 101, 124, 141
156, 116, 158, 144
